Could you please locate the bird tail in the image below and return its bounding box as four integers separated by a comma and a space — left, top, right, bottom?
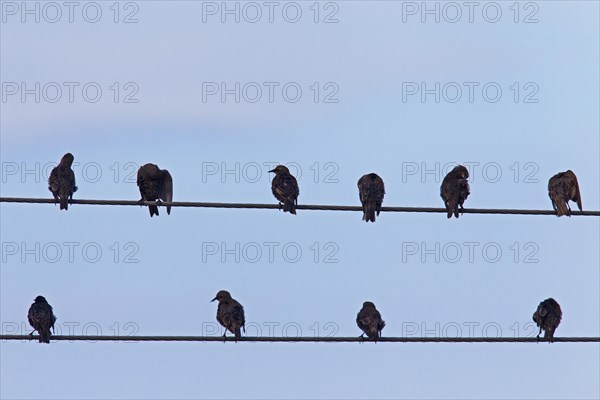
283, 201, 296, 215
39, 328, 51, 344
554, 200, 570, 217
363, 204, 376, 223
445, 202, 455, 219
545, 328, 555, 342
60, 196, 68, 210
149, 205, 159, 217
234, 327, 242, 340
453, 207, 460, 219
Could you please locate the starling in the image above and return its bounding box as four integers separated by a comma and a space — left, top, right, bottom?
532, 298, 562, 342
356, 301, 385, 340
211, 290, 245, 340
27, 296, 57, 344
48, 153, 77, 210
440, 165, 470, 219
358, 173, 385, 223
137, 163, 173, 217
268, 165, 299, 214
548, 170, 582, 217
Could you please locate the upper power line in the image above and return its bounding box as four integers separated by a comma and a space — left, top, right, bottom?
1, 197, 599, 216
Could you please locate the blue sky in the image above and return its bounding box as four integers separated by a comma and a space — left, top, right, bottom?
1, 1, 599, 399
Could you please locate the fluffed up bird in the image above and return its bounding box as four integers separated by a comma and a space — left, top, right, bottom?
358, 173, 385, 223
269, 165, 299, 214
211, 290, 246, 340
440, 165, 470, 219
548, 170, 582, 217
532, 298, 562, 342
28, 296, 57, 344
356, 301, 385, 340
137, 163, 173, 217
48, 153, 77, 210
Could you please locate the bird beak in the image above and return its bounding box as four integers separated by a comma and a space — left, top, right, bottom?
268, 169, 275, 173
211, 297, 217, 302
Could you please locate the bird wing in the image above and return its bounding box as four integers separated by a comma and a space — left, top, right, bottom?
232, 301, 245, 326
440, 176, 452, 200
275, 175, 299, 201
67, 168, 77, 192
160, 170, 173, 215
48, 167, 60, 192
27, 305, 37, 327
547, 175, 562, 210
374, 310, 385, 331
458, 178, 470, 202
136, 166, 146, 188
356, 309, 371, 330
358, 176, 384, 204
570, 173, 582, 211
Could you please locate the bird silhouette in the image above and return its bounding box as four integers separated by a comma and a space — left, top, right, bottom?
548, 170, 582, 217
137, 163, 173, 217
28, 296, 57, 344
532, 298, 562, 343
440, 165, 470, 218
358, 173, 385, 223
269, 165, 299, 214
48, 153, 77, 210
211, 290, 246, 340
356, 301, 385, 340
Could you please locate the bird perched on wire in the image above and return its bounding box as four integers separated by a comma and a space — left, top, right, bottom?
532, 298, 562, 342
48, 153, 77, 210
440, 165, 470, 219
211, 290, 246, 340
268, 165, 299, 215
28, 296, 57, 344
356, 301, 385, 340
357, 173, 385, 223
548, 170, 582, 217
136, 163, 173, 217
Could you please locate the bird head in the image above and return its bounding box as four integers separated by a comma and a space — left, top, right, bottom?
453, 165, 469, 180
211, 290, 232, 302
268, 165, 290, 175
362, 301, 376, 309
34, 295, 47, 304
61, 153, 75, 167
140, 163, 161, 173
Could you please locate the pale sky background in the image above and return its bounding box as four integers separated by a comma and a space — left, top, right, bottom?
1, 1, 599, 399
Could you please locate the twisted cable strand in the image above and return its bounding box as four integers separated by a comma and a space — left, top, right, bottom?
2, 335, 598, 343
1, 198, 598, 216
